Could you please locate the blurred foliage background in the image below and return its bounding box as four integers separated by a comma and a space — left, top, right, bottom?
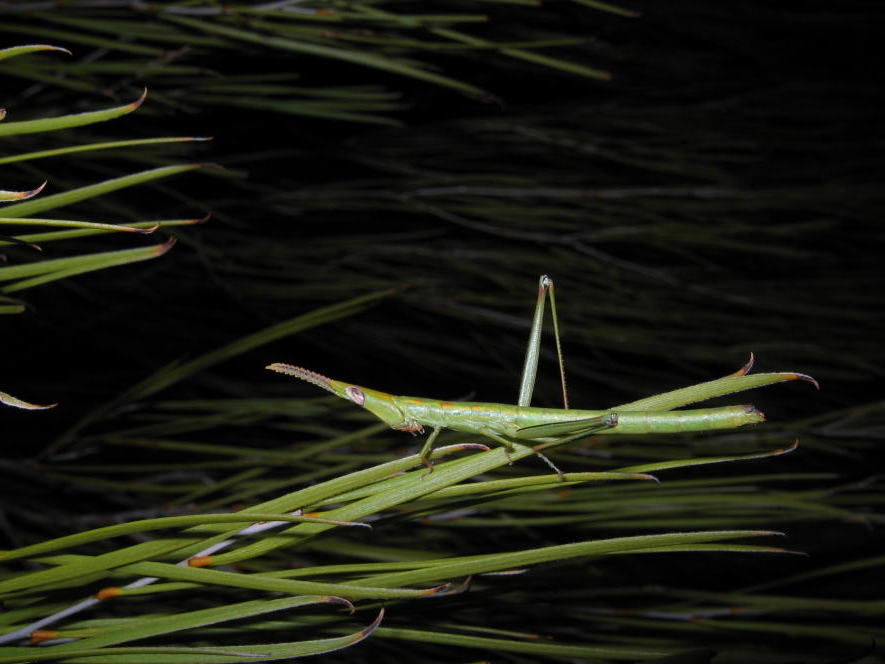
1, 1, 883, 663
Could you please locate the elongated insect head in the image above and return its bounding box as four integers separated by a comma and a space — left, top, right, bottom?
266, 364, 342, 395
266, 363, 406, 428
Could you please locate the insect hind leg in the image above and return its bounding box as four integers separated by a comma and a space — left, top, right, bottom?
478, 428, 564, 477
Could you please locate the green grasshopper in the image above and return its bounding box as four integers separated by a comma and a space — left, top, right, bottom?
268, 276, 816, 473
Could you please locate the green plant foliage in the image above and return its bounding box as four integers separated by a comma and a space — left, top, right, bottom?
0, 1, 627, 126
0, 46, 206, 315
1, 43, 207, 413
3, 292, 882, 662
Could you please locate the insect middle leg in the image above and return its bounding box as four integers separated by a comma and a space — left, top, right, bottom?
473, 428, 567, 477
417, 426, 443, 473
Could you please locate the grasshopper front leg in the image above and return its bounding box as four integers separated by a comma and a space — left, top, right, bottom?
418, 427, 443, 474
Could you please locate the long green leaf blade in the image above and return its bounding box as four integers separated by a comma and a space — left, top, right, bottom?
0, 238, 175, 290
0, 164, 205, 218
0, 44, 71, 62
614, 370, 818, 411
0, 90, 145, 137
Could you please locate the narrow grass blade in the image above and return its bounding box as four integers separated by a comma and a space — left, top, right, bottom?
0, 600, 381, 663
0, 237, 175, 293
618, 440, 799, 473
0, 90, 146, 137
614, 369, 818, 411
0, 390, 56, 410
0, 164, 206, 218
0, 136, 211, 166
9, 216, 204, 244
163, 15, 490, 99
0, 217, 156, 233
29, 555, 443, 600
0, 513, 365, 562
354, 530, 784, 588
0, 44, 71, 62
376, 625, 675, 660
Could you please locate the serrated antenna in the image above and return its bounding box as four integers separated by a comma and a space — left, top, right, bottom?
266, 363, 336, 394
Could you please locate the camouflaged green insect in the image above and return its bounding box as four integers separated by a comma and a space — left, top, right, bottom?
269, 276, 816, 473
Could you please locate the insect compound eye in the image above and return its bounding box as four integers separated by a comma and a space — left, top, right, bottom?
345, 386, 366, 406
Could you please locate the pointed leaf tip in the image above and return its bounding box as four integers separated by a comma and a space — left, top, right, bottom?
132, 88, 148, 110
323, 596, 355, 614
792, 373, 819, 389
733, 352, 755, 376
153, 236, 177, 255
1, 391, 57, 410
776, 440, 800, 455
26, 45, 72, 57
347, 609, 385, 645
0, 181, 47, 201
0, 45, 72, 62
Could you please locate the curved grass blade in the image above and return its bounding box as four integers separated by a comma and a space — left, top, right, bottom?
0, 237, 176, 293
0, 89, 146, 138
0, 600, 381, 664
0, 136, 211, 166
617, 440, 799, 474
28, 555, 443, 600
0, 44, 71, 62
376, 625, 676, 660
0, 164, 206, 218
353, 530, 785, 589
614, 363, 818, 411
0, 217, 156, 234
0, 513, 367, 563
321, 470, 657, 507
0, 182, 46, 202
432, 27, 612, 80
163, 15, 491, 100
0, 390, 56, 410
9, 216, 205, 245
